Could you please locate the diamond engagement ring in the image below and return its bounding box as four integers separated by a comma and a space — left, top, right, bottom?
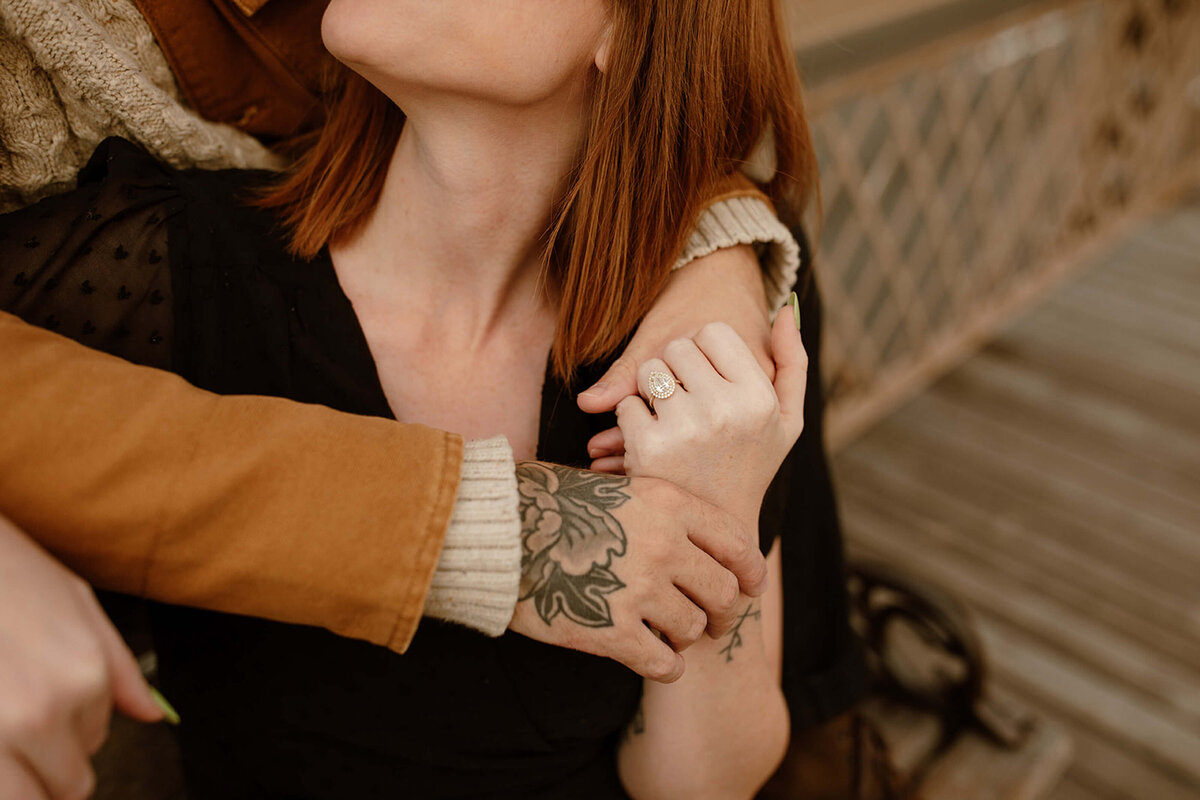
646, 370, 681, 411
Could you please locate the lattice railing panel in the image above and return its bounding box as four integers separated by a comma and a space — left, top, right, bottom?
805, 0, 1200, 447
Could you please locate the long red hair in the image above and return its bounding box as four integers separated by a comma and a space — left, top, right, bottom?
257, 0, 816, 378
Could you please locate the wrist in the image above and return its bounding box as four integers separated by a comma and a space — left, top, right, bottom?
423, 437, 521, 636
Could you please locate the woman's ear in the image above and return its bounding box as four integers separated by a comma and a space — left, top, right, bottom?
594, 22, 613, 74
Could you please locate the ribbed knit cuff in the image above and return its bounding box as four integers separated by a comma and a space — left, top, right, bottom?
673, 195, 801, 313
422, 436, 521, 636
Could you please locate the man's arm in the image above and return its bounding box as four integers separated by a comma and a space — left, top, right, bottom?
0, 311, 767, 682
0, 310, 461, 653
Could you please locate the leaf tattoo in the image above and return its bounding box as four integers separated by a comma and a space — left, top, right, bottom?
516, 463, 631, 627
718, 603, 762, 663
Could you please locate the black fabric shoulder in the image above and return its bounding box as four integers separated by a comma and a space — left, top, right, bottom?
0, 137, 184, 368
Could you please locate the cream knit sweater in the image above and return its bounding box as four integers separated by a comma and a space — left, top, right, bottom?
0, 0, 799, 637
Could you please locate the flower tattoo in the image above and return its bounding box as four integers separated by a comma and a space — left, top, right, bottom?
516, 463, 631, 628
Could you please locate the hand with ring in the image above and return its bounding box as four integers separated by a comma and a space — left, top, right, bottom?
612, 304, 808, 527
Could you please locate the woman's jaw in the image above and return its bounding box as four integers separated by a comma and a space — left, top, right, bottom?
321, 0, 611, 107
322, 0, 612, 322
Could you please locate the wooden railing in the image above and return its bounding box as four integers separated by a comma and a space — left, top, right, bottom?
796, 0, 1200, 448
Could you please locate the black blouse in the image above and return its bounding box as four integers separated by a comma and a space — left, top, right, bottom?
0, 138, 866, 799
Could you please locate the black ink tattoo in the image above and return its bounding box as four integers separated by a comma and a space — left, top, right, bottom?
516, 463, 630, 628
718, 602, 762, 663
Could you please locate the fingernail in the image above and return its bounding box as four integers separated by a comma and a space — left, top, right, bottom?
580, 381, 607, 397
787, 291, 801, 332
151, 687, 181, 725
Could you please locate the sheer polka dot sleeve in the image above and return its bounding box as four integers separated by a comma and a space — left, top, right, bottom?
0, 138, 184, 369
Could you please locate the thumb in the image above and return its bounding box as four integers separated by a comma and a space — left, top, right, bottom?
772, 292, 808, 444
577, 355, 640, 413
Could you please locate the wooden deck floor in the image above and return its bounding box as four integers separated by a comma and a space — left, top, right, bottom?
832, 197, 1200, 799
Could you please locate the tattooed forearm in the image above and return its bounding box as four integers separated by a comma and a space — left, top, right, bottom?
717, 602, 762, 663
516, 462, 631, 628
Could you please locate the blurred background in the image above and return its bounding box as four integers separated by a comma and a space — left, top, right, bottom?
787, 0, 1200, 797
4, 0, 1195, 797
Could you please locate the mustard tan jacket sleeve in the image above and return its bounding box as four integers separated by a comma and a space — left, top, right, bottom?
0, 310, 461, 653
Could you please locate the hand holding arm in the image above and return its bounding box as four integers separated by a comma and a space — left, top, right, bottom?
507, 248, 797, 686
506, 463, 767, 682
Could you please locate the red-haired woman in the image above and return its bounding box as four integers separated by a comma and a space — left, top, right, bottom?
0, 2, 826, 797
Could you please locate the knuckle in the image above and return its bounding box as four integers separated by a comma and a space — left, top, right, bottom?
730, 532, 754, 561
663, 337, 692, 361
6, 694, 53, 742
709, 618, 733, 638
647, 654, 678, 683
644, 530, 673, 563
738, 543, 766, 580
700, 321, 734, 340
719, 574, 740, 609
743, 385, 777, 416
64, 650, 109, 702
747, 556, 769, 593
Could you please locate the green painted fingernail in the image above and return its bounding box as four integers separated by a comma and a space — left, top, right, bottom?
787, 291, 801, 332
151, 687, 180, 725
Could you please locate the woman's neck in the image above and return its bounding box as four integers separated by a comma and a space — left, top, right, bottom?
332, 93, 588, 349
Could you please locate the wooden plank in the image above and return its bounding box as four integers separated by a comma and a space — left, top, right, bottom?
1051, 280, 1200, 360
935, 353, 1200, 501
1045, 775, 1109, 800
1057, 725, 1200, 800
1083, 242, 1200, 314
848, 545, 1200, 791
980, 620, 1200, 787
1015, 303, 1200, 397
836, 455, 1200, 668
1085, 266, 1200, 327
842, 502, 1200, 728
834, 197, 1200, 800
906, 389, 1200, 547
1013, 692, 1200, 800
918, 714, 1072, 800
971, 334, 1200, 440
882, 393, 1200, 570
840, 420, 1200, 601
1129, 223, 1200, 269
